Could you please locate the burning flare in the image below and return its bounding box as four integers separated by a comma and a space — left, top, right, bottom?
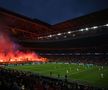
0, 50, 48, 64
0, 30, 47, 64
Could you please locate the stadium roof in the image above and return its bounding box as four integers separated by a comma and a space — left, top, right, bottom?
52, 8, 108, 32
0, 7, 108, 49
0, 7, 51, 27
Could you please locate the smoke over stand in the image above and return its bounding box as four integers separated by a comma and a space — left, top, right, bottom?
0, 25, 48, 64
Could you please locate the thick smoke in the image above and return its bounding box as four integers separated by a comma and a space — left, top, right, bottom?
0, 25, 47, 63
0, 32, 16, 52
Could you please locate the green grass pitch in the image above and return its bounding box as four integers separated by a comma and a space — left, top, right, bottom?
6, 63, 108, 88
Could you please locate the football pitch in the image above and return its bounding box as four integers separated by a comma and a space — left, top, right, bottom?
6, 63, 108, 88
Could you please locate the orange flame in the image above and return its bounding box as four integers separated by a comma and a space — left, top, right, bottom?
0, 50, 48, 64
0, 27, 48, 64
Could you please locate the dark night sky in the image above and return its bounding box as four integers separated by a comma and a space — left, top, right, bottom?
0, 0, 108, 25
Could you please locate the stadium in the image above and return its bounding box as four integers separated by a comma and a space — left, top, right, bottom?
0, 7, 108, 90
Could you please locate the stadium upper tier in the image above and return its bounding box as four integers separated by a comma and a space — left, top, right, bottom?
0, 7, 108, 40
0, 7, 108, 49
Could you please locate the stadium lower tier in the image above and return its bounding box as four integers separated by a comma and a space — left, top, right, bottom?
0, 65, 108, 90
44, 55, 108, 65
0, 55, 108, 90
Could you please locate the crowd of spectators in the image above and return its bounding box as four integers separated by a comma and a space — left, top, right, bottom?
45, 55, 108, 65
0, 67, 106, 90
0, 55, 108, 90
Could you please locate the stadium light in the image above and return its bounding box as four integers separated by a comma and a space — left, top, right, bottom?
92, 26, 98, 29
67, 31, 71, 34
80, 29, 84, 31
48, 35, 52, 37
105, 24, 108, 26
85, 28, 89, 31
57, 33, 62, 36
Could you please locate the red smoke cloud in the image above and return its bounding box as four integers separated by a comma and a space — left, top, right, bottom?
0, 26, 47, 64
0, 32, 15, 52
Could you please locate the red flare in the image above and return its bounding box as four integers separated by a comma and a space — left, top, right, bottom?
0, 50, 48, 64
0, 27, 48, 64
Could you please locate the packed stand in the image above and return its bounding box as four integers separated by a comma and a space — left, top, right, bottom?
45, 55, 108, 65
0, 67, 105, 90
